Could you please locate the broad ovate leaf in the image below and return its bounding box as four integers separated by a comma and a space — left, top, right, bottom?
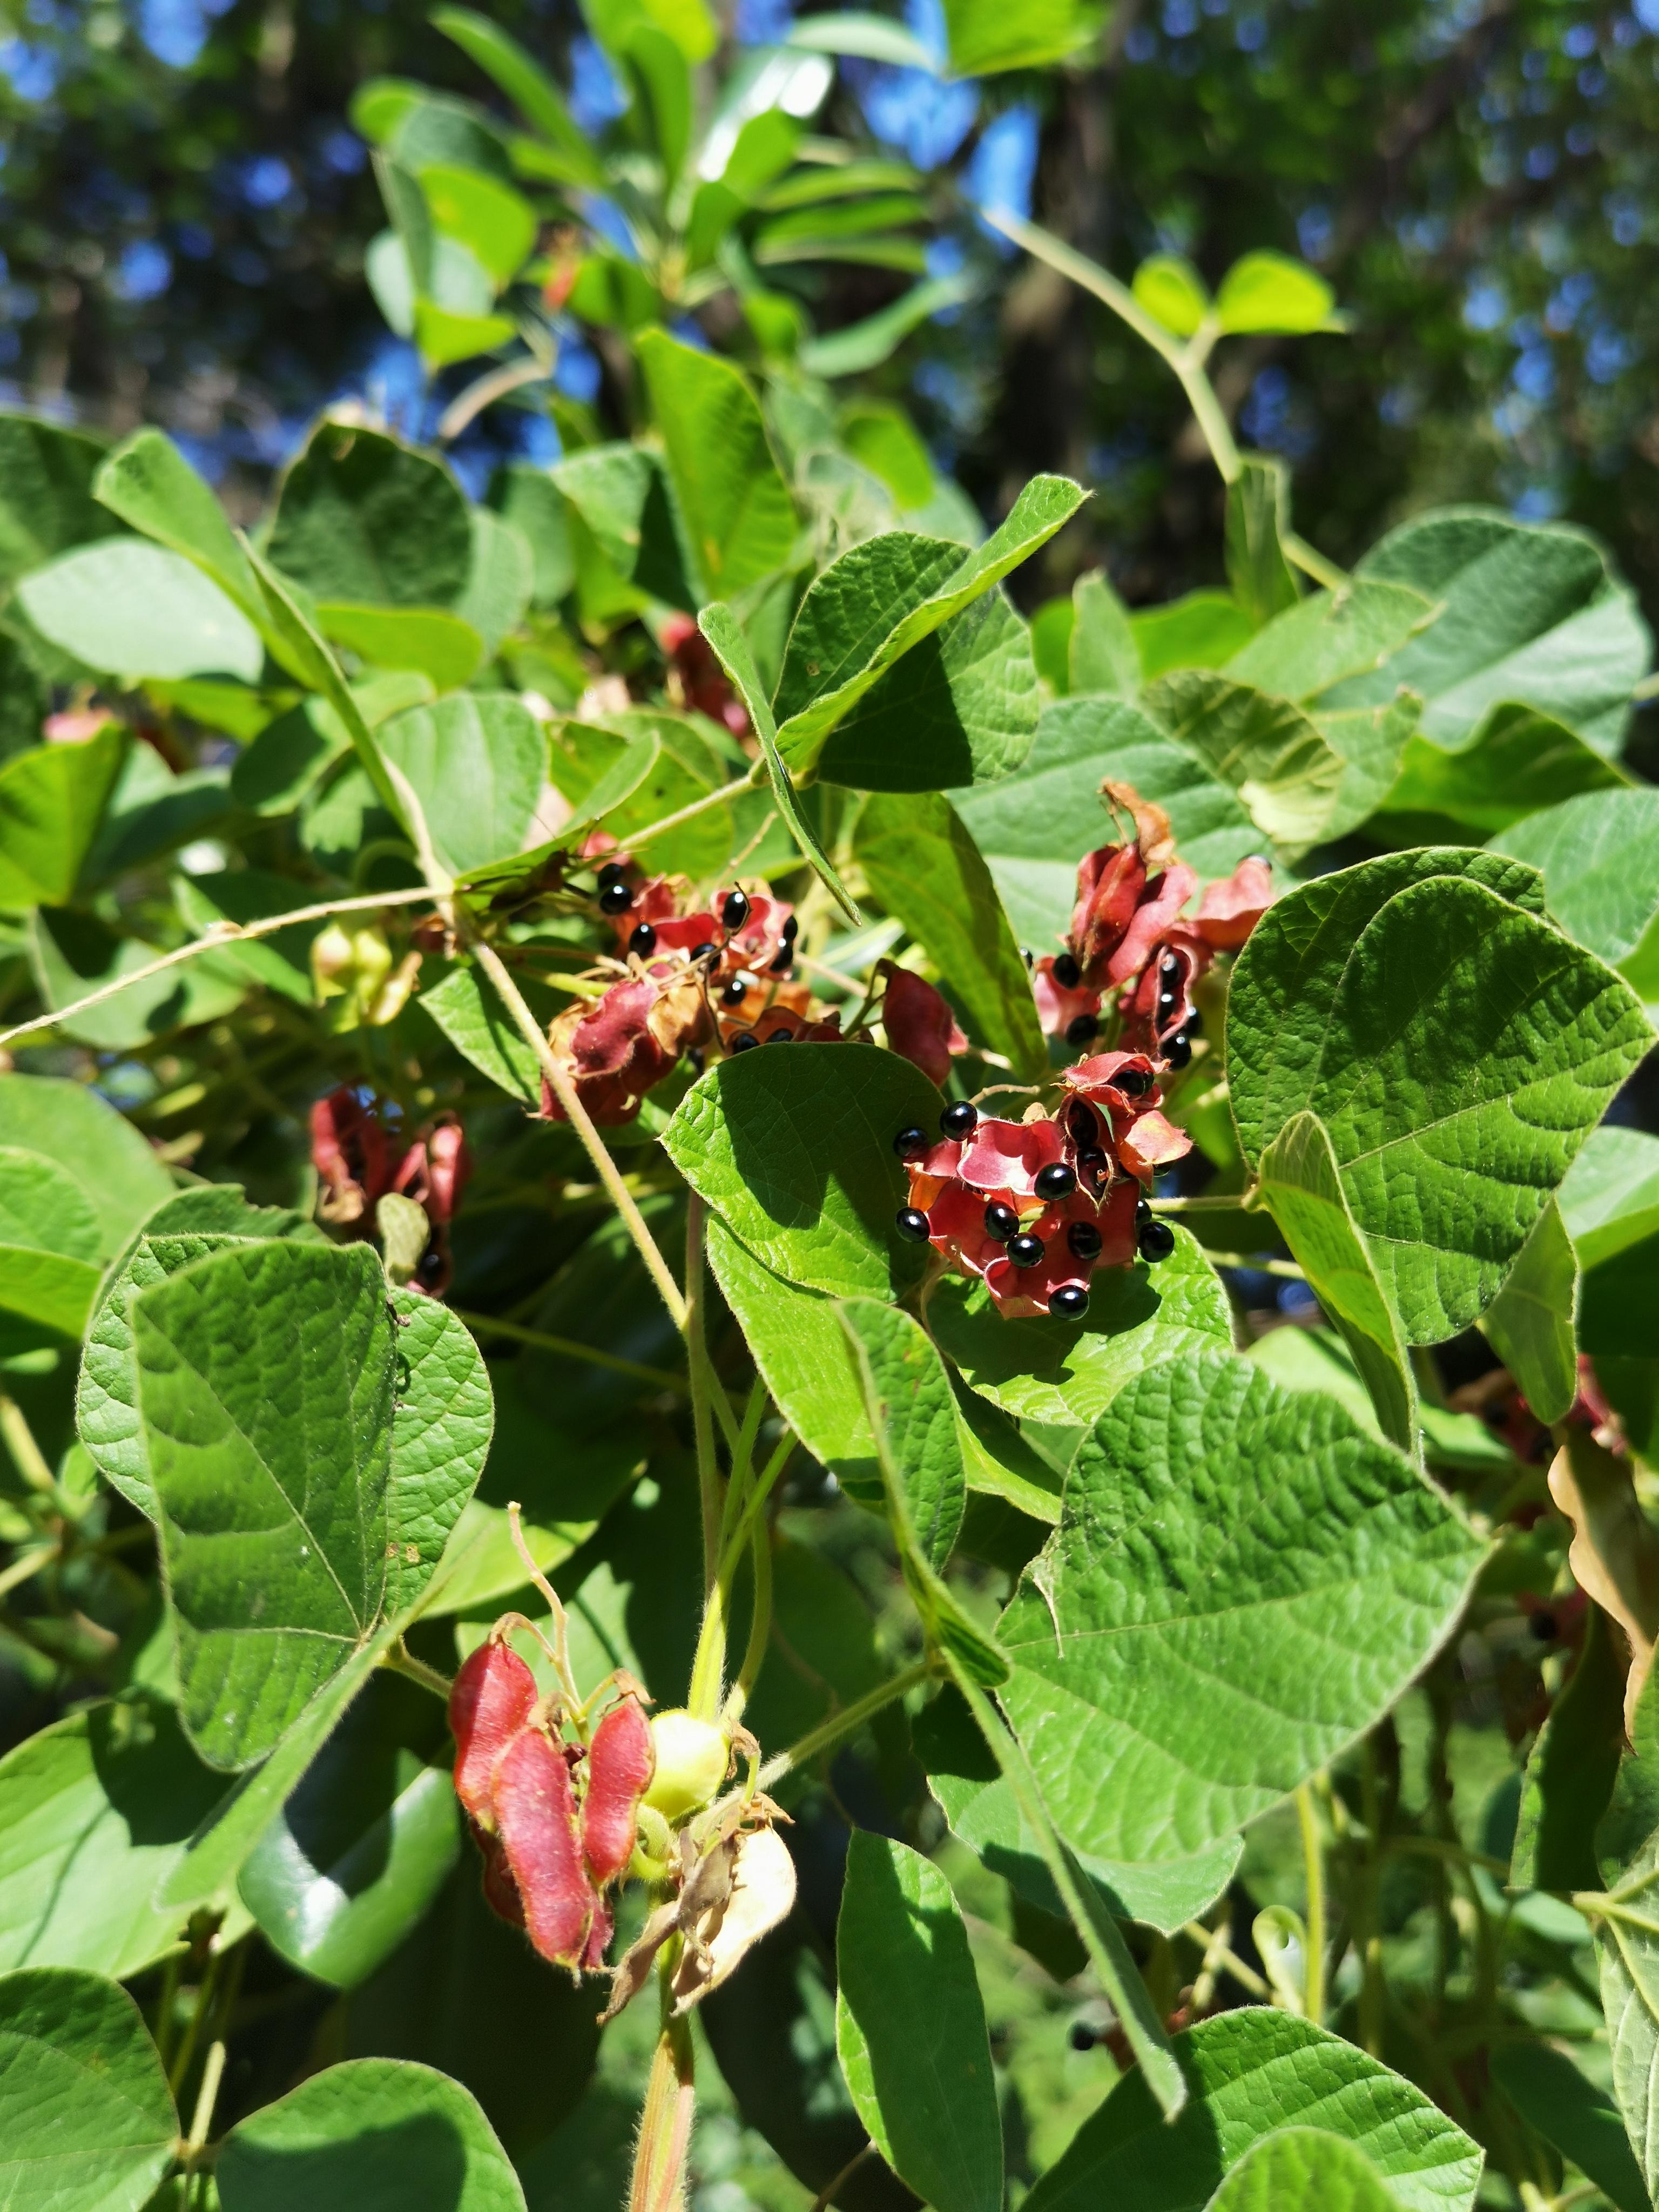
0, 1968, 178, 2212
1229, 851, 1650, 1342
1023, 2008, 1482, 2212
18, 541, 264, 683
0, 724, 126, 912
1495, 785, 1659, 1008
1204, 2129, 1398, 2212
0, 1071, 174, 1255
999, 1349, 1485, 1863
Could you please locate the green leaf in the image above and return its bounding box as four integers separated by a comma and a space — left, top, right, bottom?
419, 963, 550, 1106
454, 508, 534, 655
1204, 2130, 1397, 2211
1069, 569, 1140, 697
488, 466, 574, 609
239, 1673, 460, 1990
1131, 254, 1209, 340
1229, 855, 1651, 1342
636, 327, 795, 601
318, 603, 485, 690
378, 693, 549, 876
0, 1692, 227, 1978
1023, 2008, 1483, 2212
697, 602, 860, 921
431, 6, 605, 186
383, 1287, 493, 1613
940, 0, 1100, 73
855, 788, 1048, 1080
1480, 1196, 1577, 1424
0, 1071, 175, 1255
663, 1042, 940, 1299
0, 413, 124, 586
1143, 670, 1344, 855
94, 428, 264, 628
1215, 250, 1338, 335
797, 273, 977, 378
133, 1242, 398, 1770
1594, 1835, 1659, 2203
999, 1348, 1485, 1862
1564, 1126, 1659, 1463
0, 1145, 105, 1339
1256, 1111, 1417, 1456
79, 1185, 322, 1516
834, 1836, 1001, 2212
952, 696, 1263, 953
419, 163, 536, 284
413, 302, 517, 370
1224, 457, 1299, 628
1491, 2042, 1648, 2212
929, 1223, 1231, 1428
773, 477, 1085, 775
816, 590, 1039, 792
217, 2058, 525, 2212
1323, 506, 1651, 758
1132, 589, 1256, 679
916, 1683, 1240, 1934
0, 1968, 178, 2212
174, 868, 330, 1004
267, 421, 474, 609
28, 906, 245, 1052
1226, 579, 1435, 702
17, 541, 264, 683
1511, 1601, 1625, 1895
1379, 704, 1627, 840
1495, 786, 1659, 1005
838, 1300, 1004, 1683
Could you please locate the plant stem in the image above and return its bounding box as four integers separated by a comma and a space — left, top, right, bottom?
1180, 1920, 1270, 2002
1297, 1781, 1327, 2023
725, 1519, 773, 1727
0, 884, 440, 1050
437, 352, 551, 442
0, 1545, 59, 1600
451, 1309, 691, 1393
627, 2012, 697, 2212
760, 1658, 933, 1786
617, 761, 765, 859
807, 2143, 876, 2212
0, 1394, 58, 1500
1199, 1252, 1308, 1279
714, 1429, 794, 1593
1358, 1737, 1385, 2057
382, 1640, 453, 1702
464, 932, 687, 1331
685, 1197, 722, 1597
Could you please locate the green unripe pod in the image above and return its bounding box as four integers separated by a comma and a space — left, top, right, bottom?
642, 1710, 728, 1821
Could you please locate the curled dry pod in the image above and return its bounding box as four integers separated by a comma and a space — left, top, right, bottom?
449, 1637, 539, 1827
493, 1728, 595, 1969
582, 1694, 656, 1887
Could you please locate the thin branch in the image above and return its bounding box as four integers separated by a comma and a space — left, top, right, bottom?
0, 885, 439, 1050
437, 355, 552, 442
463, 932, 687, 1332
451, 1309, 691, 1393
759, 1657, 933, 1786
617, 760, 765, 858
381, 1640, 454, 1703
1297, 1781, 1327, 2023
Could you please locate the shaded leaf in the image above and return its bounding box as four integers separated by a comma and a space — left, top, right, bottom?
1204, 2129, 1396, 2211
267, 421, 473, 608
0, 1071, 175, 1256
1495, 785, 1659, 1007
1143, 670, 1343, 855
817, 590, 1039, 793
637, 327, 796, 601
1480, 1196, 1577, 1424
0, 1968, 178, 2212
1491, 2042, 1648, 2212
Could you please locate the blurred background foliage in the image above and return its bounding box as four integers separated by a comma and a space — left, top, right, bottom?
6, 0, 1659, 691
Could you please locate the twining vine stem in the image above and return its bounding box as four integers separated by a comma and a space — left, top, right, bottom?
758, 1658, 935, 1788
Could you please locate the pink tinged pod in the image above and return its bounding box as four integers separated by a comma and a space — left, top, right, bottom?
582, 1893, 615, 1973
449, 1640, 540, 1829
582, 1695, 657, 1887
494, 1728, 595, 1968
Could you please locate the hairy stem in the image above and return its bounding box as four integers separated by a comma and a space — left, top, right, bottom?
686, 1197, 723, 1597
617, 761, 765, 859
628, 2012, 696, 2212
466, 932, 687, 1331
1297, 1781, 1327, 2022
725, 1518, 773, 1727
453, 1309, 691, 1393
759, 1657, 933, 1786
382, 1641, 453, 1703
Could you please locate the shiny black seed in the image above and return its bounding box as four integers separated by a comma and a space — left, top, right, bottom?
1138, 1219, 1176, 1263
1008, 1232, 1044, 1268
1065, 1014, 1100, 1047
629, 922, 658, 957
598, 882, 634, 916
721, 888, 751, 932
1116, 1067, 1152, 1096
1069, 2022, 1097, 2052
597, 862, 627, 889
1134, 1195, 1151, 1225
686, 1047, 705, 1076
984, 1202, 1020, 1241
940, 1100, 979, 1140
1049, 1285, 1090, 1320
1067, 1103, 1095, 1140
1021, 946, 1034, 969
1078, 1147, 1108, 1177
1157, 990, 1178, 1020
1035, 1162, 1076, 1201
1185, 1008, 1204, 1037
893, 1125, 928, 1159
721, 976, 750, 1007
1530, 1610, 1559, 1644
766, 1027, 792, 1042
769, 948, 794, 975
781, 914, 799, 944
1163, 1031, 1193, 1070
1067, 1220, 1102, 1260
896, 1207, 931, 1243
1159, 952, 1182, 981
729, 1031, 759, 1053
1052, 952, 1082, 989
690, 941, 716, 962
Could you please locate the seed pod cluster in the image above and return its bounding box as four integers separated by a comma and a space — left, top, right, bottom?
447, 1637, 658, 1974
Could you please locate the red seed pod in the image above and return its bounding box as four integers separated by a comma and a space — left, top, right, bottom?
449, 1639, 539, 1829
582, 1893, 615, 1973
474, 1827, 526, 1930
581, 1694, 657, 1887
493, 1727, 595, 1968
